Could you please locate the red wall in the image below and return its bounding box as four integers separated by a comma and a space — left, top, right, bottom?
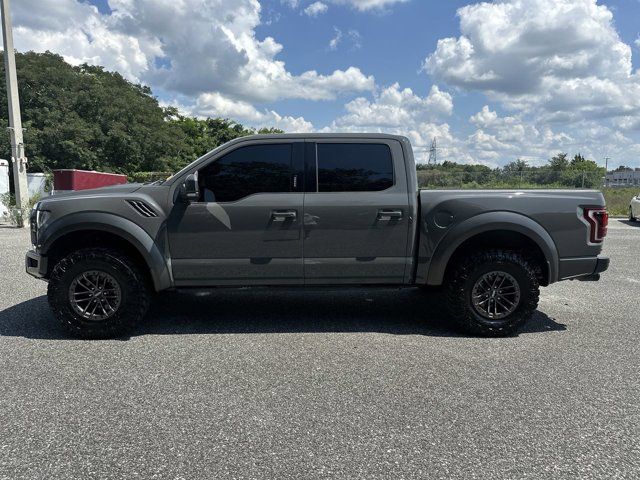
53, 169, 127, 191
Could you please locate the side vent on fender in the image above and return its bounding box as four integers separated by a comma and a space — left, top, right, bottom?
127, 200, 158, 218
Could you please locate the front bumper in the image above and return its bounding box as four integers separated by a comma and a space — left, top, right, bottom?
558, 255, 609, 282
25, 250, 48, 279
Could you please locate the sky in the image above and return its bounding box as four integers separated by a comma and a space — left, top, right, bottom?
4, 0, 640, 167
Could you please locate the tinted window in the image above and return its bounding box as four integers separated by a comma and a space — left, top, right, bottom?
199, 144, 292, 202
317, 143, 394, 192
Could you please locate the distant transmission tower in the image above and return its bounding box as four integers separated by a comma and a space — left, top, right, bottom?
428, 137, 438, 165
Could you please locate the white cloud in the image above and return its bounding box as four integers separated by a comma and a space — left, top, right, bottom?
281, 0, 300, 8
329, 0, 409, 12
422, 0, 640, 167
304, 2, 329, 17
464, 106, 637, 167
424, 0, 640, 123
616, 116, 640, 132
328, 28, 361, 51
8, 0, 375, 105
329, 83, 453, 128
469, 105, 498, 128
329, 28, 343, 50
181, 92, 314, 132
8, 0, 161, 83
290, 0, 407, 13
322, 83, 465, 163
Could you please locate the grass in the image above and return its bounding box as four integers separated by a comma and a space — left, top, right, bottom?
602, 188, 637, 217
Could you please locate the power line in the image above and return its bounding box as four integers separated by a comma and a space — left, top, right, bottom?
428, 137, 437, 165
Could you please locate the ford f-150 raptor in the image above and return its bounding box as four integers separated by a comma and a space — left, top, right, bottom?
26, 134, 610, 338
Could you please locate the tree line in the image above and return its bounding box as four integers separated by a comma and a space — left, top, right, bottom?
417, 154, 607, 189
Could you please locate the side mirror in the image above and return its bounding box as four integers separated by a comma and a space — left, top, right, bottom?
181, 173, 199, 202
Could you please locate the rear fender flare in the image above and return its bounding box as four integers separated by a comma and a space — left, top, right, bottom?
424, 211, 559, 286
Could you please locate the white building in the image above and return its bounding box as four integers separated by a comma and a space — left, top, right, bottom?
0, 159, 8, 217
604, 169, 640, 188
0, 160, 50, 220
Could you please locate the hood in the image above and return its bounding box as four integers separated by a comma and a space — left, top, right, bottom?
40, 183, 143, 204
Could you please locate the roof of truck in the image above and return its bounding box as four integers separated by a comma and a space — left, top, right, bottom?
239, 133, 409, 141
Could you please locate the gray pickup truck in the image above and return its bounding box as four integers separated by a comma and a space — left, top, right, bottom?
26, 134, 610, 338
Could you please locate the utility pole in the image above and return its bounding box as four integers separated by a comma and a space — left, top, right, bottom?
1, 0, 29, 227
603, 156, 610, 188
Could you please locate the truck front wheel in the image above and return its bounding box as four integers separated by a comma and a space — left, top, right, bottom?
47, 248, 150, 338
444, 249, 540, 336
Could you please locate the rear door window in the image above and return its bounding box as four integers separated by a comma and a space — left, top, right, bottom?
316, 143, 394, 192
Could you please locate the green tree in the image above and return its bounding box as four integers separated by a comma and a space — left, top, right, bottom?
569, 154, 600, 171
257, 127, 285, 134
504, 158, 528, 173
0, 51, 281, 175
549, 153, 569, 170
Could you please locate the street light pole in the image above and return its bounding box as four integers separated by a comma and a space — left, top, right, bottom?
603, 156, 611, 188
1, 0, 29, 227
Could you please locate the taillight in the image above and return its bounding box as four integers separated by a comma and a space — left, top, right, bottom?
581, 206, 608, 244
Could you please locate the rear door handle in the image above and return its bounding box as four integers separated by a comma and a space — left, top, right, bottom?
271, 210, 297, 221
377, 209, 403, 221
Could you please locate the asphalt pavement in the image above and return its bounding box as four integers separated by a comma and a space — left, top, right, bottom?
0, 220, 638, 479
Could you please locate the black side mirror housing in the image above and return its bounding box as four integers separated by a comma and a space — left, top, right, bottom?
181, 173, 199, 202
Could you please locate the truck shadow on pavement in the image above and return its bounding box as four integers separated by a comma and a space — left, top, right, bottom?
0, 288, 566, 340
620, 220, 640, 227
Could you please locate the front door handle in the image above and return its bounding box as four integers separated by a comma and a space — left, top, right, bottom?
271, 210, 297, 221
377, 209, 403, 221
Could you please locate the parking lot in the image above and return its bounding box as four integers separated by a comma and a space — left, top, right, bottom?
0, 219, 638, 479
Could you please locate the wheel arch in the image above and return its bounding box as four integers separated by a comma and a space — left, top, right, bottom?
425, 211, 559, 286
40, 212, 172, 291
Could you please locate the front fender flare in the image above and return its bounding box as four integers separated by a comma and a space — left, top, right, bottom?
40, 212, 172, 291
424, 211, 559, 286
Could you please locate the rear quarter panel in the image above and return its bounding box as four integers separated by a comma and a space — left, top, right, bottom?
416, 189, 606, 285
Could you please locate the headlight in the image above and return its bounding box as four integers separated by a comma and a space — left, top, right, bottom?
30, 203, 50, 247
36, 209, 51, 230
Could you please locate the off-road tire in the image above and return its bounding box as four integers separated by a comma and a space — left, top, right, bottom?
444, 249, 541, 337
48, 248, 150, 338
629, 207, 637, 222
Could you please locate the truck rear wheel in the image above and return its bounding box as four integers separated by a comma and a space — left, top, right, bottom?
48, 248, 150, 338
444, 249, 540, 337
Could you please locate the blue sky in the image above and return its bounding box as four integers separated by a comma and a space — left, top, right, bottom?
8, 0, 640, 167
255, 0, 473, 125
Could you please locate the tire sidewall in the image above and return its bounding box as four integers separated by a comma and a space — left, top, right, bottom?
463, 260, 533, 330
48, 249, 148, 338
445, 250, 540, 336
